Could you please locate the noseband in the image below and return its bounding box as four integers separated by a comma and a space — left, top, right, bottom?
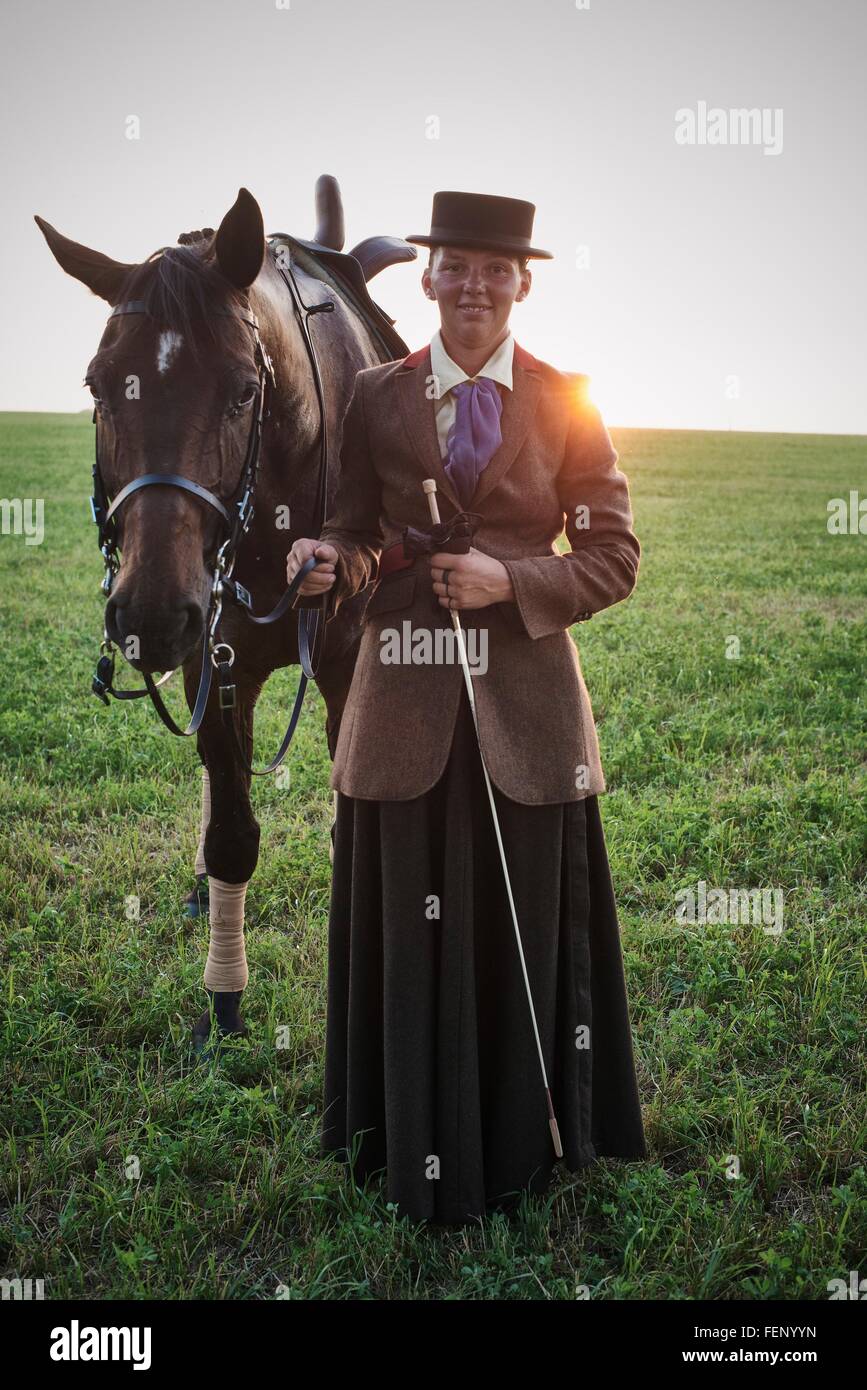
91, 246, 335, 774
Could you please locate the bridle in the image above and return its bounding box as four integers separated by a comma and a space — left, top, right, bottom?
91, 244, 335, 774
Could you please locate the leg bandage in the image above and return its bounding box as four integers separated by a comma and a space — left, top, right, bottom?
203, 877, 249, 992
194, 765, 211, 877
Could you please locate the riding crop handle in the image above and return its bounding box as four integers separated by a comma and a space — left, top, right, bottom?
422, 477, 442, 528
423, 479, 469, 665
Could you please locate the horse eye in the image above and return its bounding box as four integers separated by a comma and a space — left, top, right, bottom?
87, 382, 108, 414
227, 384, 258, 418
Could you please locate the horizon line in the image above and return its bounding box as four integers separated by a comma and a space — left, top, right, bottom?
0, 409, 864, 441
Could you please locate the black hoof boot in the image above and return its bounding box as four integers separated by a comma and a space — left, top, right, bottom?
192, 990, 248, 1055
184, 874, 209, 919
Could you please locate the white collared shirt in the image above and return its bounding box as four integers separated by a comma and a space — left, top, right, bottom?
428, 328, 514, 459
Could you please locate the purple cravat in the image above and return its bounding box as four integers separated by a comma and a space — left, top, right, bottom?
443, 377, 503, 508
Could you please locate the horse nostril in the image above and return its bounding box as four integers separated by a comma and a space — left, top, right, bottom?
181, 602, 204, 643
104, 593, 123, 641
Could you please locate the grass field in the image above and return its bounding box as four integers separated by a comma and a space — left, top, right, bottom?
0, 411, 864, 1300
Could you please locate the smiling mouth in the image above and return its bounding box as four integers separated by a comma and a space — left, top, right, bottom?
458, 305, 492, 314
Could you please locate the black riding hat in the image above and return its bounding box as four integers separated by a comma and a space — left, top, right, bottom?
406, 191, 553, 260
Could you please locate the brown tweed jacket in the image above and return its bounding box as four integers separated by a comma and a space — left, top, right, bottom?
308, 340, 639, 803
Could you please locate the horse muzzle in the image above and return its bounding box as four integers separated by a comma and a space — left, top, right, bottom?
105, 587, 206, 673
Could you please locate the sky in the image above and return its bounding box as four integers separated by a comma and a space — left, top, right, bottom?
1, 0, 865, 433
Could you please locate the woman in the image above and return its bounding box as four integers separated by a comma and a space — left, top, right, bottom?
287, 190, 647, 1224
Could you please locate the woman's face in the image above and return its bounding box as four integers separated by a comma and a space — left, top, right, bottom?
422, 245, 530, 352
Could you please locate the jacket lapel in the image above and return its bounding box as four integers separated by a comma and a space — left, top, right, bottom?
396, 346, 461, 511
396, 341, 543, 514
471, 343, 542, 508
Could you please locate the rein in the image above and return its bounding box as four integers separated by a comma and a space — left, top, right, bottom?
90, 243, 334, 775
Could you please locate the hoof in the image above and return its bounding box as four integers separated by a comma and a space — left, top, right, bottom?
184, 874, 209, 918
191, 990, 248, 1054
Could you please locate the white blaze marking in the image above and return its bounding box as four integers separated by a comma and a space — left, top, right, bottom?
156, 330, 183, 374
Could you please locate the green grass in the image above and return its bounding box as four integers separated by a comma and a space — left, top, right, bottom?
1, 412, 865, 1299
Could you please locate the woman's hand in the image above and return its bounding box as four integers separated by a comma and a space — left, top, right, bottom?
286, 539, 339, 596
429, 547, 515, 611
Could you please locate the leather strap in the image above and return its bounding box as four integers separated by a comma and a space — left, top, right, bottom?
110, 300, 260, 332
103, 473, 232, 529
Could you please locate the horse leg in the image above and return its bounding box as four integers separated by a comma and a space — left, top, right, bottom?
184, 763, 211, 917
186, 673, 263, 1045
186, 625, 354, 899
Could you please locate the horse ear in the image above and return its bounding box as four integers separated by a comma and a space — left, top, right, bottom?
214, 188, 265, 289
34, 215, 135, 304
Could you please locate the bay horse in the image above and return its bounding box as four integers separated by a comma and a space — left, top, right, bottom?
36, 180, 414, 1044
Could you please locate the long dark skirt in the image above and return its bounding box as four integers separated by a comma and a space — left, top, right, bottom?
321, 687, 647, 1224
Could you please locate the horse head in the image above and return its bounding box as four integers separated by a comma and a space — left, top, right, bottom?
35, 189, 284, 674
